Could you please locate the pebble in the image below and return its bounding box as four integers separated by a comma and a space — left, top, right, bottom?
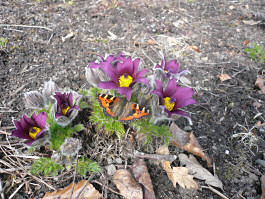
106, 164, 116, 176
225, 150, 229, 155
115, 158, 122, 164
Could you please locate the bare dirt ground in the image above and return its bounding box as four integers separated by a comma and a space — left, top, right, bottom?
0, 0, 265, 198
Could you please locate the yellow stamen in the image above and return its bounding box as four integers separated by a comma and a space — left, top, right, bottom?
164, 97, 175, 111
61, 104, 70, 115
164, 70, 168, 73
119, 74, 133, 87
29, 127, 42, 139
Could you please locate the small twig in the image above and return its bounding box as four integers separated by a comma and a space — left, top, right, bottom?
75, 173, 95, 199
0, 130, 11, 135
9, 183, 25, 199
92, 179, 121, 196
2, 28, 24, 33
134, 150, 177, 163
0, 178, 4, 199
0, 24, 53, 31
201, 186, 229, 199
69, 154, 79, 199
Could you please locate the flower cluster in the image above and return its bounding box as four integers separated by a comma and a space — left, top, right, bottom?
11, 81, 82, 147
86, 52, 197, 124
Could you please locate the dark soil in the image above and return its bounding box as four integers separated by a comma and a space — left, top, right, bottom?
0, 0, 265, 198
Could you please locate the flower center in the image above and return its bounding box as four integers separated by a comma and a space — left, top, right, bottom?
164, 97, 175, 111
29, 127, 42, 139
61, 103, 70, 115
119, 73, 133, 87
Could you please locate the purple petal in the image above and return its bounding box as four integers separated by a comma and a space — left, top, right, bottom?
172, 87, 194, 102
68, 92, 73, 107
105, 55, 115, 63
55, 112, 63, 119
164, 78, 178, 97
132, 77, 149, 86
118, 87, 133, 100
20, 116, 30, 130
34, 112, 47, 129
152, 89, 164, 99
164, 60, 179, 74
11, 129, 32, 140
175, 98, 197, 109
13, 120, 23, 132
23, 114, 36, 127
98, 81, 119, 89
88, 62, 101, 69
117, 57, 133, 75
101, 62, 119, 84
154, 80, 163, 94
132, 58, 140, 77
155, 64, 162, 69
136, 69, 149, 79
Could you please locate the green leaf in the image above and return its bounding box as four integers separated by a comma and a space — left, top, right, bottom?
78, 100, 89, 109
77, 156, 101, 177
31, 158, 63, 177
73, 124, 85, 132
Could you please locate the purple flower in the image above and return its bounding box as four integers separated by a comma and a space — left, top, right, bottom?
152, 78, 197, 118
98, 56, 149, 100
11, 112, 48, 146
52, 91, 81, 126
155, 55, 189, 81
88, 53, 127, 69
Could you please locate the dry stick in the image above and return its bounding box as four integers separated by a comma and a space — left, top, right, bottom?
0, 24, 53, 31
0, 178, 5, 199
9, 183, 25, 199
5, 136, 56, 191
0, 130, 11, 135
75, 173, 96, 199
69, 154, 79, 199
134, 151, 177, 163
201, 186, 229, 199
92, 180, 121, 196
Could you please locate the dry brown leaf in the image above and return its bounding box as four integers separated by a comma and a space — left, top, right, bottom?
172, 167, 198, 189
261, 175, 265, 199
243, 40, 250, 45
130, 159, 156, 199
157, 145, 198, 190
113, 169, 143, 199
170, 123, 212, 167
43, 180, 102, 199
161, 161, 198, 189
179, 154, 223, 190
217, 74, 232, 82
188, 45, 201, 53
147, 39, 157, 45
255, 77, 265, 94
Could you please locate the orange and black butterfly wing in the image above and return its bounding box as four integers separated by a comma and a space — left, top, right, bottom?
118, 103, 149, 123
97, 94, 119, 117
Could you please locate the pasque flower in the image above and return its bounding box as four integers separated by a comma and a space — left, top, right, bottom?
86, 53, 127, 87
88, 53, 127, 68
152, 78, 197, 119
11, 112, 49, 146
155, 55, 189, 81
98, 56, 149, 100
52, 91, 81, 126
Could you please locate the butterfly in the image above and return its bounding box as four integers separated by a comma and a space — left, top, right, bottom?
97, 94, 149, 123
